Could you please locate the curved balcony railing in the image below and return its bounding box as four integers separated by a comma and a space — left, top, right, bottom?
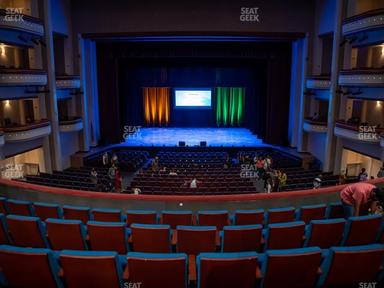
303, 118, 328, 133
334, 120, 383, 143
1, 119, 51, 142
0, 9, 44, 36
0, 68, 47, 86
59, 117, 83, 132
338, 69, 384, 87
342, 8, 384, 36
56, 75, 81, 89
306, 75, 331, 90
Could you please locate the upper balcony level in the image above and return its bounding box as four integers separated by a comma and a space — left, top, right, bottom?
306, 75, 331, 90
334, 120, 383, 144
0, 9, 44, 38
342, 8, 384, 41
1, 119, 51, 142
56, 75, 80, 90
338, 69, 384, 87
0, 68, 47, 86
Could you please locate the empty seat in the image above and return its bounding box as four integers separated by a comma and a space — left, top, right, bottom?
341, 214, 382, 246
261, 247, 322, 288
161, 210, 193, 229
131, 224, 171, 253
63, 205, 91, 223
6, 215, 48, 248
197, 252, 258, 288
233, 209, 264, 225
92, 208, 122, 222
60, 250, 124, 288
176, 226, 217, 255
221, 224, 262, 252
34, 202, 62, 220
264, 221, 305, 250
126, 210, 157, 226
126, 252, 187, 288
6, 199, 33, 216
198, 210, 229, 230
0, 197, 8, 214
45, 218, 87, 250
88, 221, 129, 254
0, 214, 10, 244
304, 218, 346, 248
0, 245, 63, 288
317, 244, 384, 287
296, 204, 326, 224
327, 202, 345, 218
266, 207, 296, 224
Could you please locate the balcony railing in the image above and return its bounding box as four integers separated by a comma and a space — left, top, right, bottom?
342, 8, 384, 35
56, 75, 81, 89
303, 118, 328, 133
334, 120, 383, 143
338, 69, 384, 87
1, 119, 51, 142
0, 9, 44, 36
306, 75, 331, 90
59, 117, 83, 133
0, 69, 47, 86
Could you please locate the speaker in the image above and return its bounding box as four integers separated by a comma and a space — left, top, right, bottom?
200, 141, 207, 147
178, 141, 186, 147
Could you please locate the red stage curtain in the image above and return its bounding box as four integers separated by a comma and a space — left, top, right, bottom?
143, 87, 170, 125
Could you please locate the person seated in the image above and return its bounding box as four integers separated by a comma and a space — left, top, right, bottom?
313, 177, 322, 189
169, 169, 177, 176
190, 178, 201, 189
358, 168, 368, 181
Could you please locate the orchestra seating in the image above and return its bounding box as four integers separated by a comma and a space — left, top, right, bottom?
0, 195, 383, 287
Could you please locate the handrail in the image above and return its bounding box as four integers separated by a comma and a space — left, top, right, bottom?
339, 69, 384, 75
0, 68, 47, 75
59, 117, 82, 125
0, 119, 50, 133
1, 177, 383, 203
335, 120, 384, 133
343, 8, 384, 24
304, 118, 327, 126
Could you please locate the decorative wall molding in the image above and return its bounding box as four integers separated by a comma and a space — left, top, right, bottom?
0, 13, 44, 36
342, 9, 384, 35
306, 77, 331, 90
4, 123, 51, 142
0, 70, 47, 86
59, 119, 83, 133
339, 70, 384, 87
56, 76, 81, 89
334, 126, 381, 143
303, 121, 328, 133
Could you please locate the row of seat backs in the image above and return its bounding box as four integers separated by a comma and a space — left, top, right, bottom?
0, 197, 348, 228
0, 244, 383, 288
1, 213, 383, 254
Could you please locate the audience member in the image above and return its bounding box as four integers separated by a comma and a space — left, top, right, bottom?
313, 177, 322, 189
90, 168, 98, 185
102, 152, 109, 166
377, 166, 384, 178
358, 168, 368, 181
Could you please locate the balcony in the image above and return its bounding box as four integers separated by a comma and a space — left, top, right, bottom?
1, 119, 51, 142
342, 8, 384, 36
303, 118, 328, 133
338, 69, 384, 87
334, 120, 383, 143
59, 117, 83, 133
0, 69, 47, 86
306, 75, 331, 90
0, 9, 44, 36
56, 75, 81, 90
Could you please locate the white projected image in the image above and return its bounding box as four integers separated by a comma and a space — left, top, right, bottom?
175, 89, 212, 108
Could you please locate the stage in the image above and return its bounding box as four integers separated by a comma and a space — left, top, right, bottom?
122, 128, 263, 147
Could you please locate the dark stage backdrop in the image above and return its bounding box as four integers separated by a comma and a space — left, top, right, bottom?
97, 41, 291, 146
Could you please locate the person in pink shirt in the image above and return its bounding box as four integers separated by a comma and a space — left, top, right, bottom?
340, 182, 384, 217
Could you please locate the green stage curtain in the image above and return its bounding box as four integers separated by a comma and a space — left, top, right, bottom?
143, 87, 170, 126
216, 87, 245, 126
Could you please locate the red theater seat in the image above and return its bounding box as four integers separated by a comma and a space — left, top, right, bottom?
221, 224, 262, 252
197, 252, 259, 288
234, 209, 264, 225
261, 247, 322, 288
297, 204, 326, 224
197, 210, 229, 230
126, 210, 157, 226
126, 252, 187, 288
88, 221, 129, 254
45, 218, 87, 250
304, 218, 346, 248
161, 210, 194, 229
92, 208, 122, 222
131, 224, 171, 253
6, 199, 33, 216
327, 202, 345, 218
176, 226, 217, 255
0, 214, 10, 244
0, 197, 8, 214
342, 215, 382, 246
265, 221, 305, 250
63, 205, 90, 223
267, 207, 296, 224
34, 202, 62, 220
